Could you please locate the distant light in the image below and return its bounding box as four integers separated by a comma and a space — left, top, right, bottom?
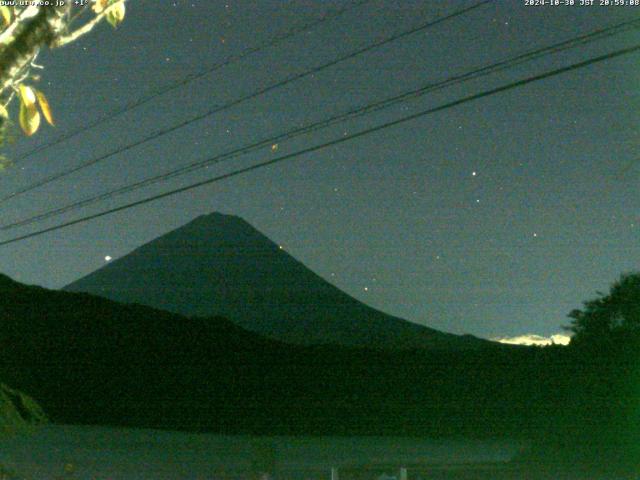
533, 232, 538, 237
363, 286, 369, 291
104, 256, 112, 262
278, 245, 283, 250
271, 143, 279, 152
472, 171, 477, 176
493, 334, 571, 346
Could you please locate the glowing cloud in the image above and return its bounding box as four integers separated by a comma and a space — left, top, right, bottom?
492, 333, 571, 346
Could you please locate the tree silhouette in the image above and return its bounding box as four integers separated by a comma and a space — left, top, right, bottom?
546, 272, 640, 471
565, 272, 640, 345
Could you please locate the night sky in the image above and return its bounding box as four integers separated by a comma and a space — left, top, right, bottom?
0, 0, 638, 340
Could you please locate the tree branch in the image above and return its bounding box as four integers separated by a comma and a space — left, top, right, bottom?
0, 5, 70, 129
52, 5, 113, 48
0, 6, 40, 48
0, 6, 70, 90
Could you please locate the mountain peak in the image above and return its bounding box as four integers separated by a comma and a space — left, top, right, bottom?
161, 212, 271, 242
192, 211, 244, 224
65, 213, 487, 350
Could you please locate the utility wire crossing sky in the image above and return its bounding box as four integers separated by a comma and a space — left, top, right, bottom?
1, 16, 638, 233
0, 0, 637, 341
0, 40, 638, 246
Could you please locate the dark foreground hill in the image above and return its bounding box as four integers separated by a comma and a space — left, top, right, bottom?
2, 273, 638, 472
0, 382, 47, 435
1, 272, 558, 438
65, 212, 486, 350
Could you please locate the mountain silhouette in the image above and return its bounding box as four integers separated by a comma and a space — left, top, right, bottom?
0, 272, 538, 436
65, 212, 485, 350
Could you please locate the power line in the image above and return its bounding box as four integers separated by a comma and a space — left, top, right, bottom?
1, 42, 638, 247
0, 0, 490, 204
9, 0, 373, 163
3, 17, 639, 231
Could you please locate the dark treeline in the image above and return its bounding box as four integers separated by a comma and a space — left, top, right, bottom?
519, 337, 639, 472
520, 273, 640, 472
0, 273, 637, 472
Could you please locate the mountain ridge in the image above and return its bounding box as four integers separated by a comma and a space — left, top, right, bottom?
64, 212, 488, 350
0, 272, 538, 436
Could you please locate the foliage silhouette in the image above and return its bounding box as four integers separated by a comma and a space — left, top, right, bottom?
519, 273, 640, 473
566, 272, 640, 345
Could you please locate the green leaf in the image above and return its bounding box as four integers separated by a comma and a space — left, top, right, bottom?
35, 89, 54, 126
18, 85, 40, 136
106, 1, 125, 28
0, 6, 11, 27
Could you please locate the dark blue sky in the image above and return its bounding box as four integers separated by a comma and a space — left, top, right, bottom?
0, 0, 638, 339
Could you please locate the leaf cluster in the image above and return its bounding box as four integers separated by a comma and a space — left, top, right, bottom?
565, 272, 640, 344
0, 0, 126, 144
15, 84, 53, 136
92, 0, 126, 28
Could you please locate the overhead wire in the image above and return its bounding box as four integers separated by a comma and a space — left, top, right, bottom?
9, 0, 374, 163
1, 42, 638, 247
2, 17, 639, 231
0, 0, 491, 203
